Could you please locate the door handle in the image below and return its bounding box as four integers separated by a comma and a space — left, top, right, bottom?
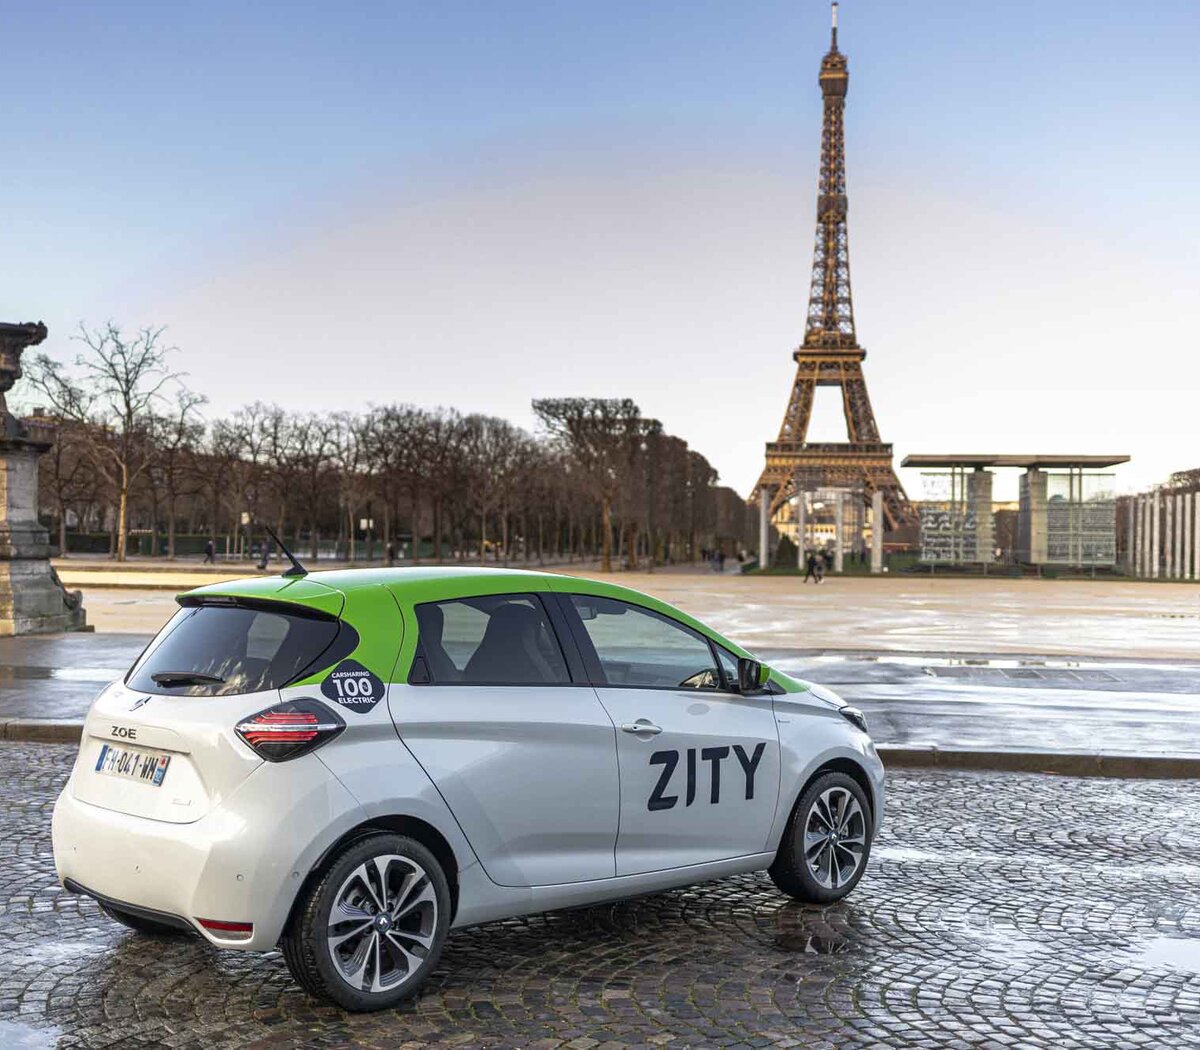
620, 719, 662, 736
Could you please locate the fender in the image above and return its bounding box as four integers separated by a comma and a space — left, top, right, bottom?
313, 722, 481, 877
767, 698, 885, 855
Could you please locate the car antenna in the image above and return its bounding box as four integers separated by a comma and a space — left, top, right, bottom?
261, 524, 308, 578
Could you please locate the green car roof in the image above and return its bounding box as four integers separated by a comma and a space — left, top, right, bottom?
181, 566, 755, 660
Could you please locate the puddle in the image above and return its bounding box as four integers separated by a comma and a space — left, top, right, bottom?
1137, 937, 1200, 973
873, 845, 940, 864
23, 939, 110, 965
0, 1020, 60, 1048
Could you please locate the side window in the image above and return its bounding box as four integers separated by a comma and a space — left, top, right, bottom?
570, 595, 719, 690
414, 594, 570, 686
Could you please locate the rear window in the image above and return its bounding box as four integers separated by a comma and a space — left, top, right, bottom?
127, 601, 358, 696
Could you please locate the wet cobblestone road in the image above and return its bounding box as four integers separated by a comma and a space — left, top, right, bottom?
2, 743, 1199, 1048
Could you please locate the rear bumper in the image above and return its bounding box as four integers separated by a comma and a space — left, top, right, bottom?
63, 878, 196, 932
52, 755, 366, 951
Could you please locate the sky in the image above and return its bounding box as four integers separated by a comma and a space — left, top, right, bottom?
3, 0, 1198, 500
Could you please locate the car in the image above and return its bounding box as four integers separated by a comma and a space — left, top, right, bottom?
52, 564, 884, 1012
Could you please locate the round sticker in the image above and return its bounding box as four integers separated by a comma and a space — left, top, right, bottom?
320, 660, 384, 713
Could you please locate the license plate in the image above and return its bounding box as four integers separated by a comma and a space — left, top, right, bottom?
94, 743, 172, 787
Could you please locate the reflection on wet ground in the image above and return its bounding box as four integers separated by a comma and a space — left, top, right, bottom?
0, 1020, 60, 1048
761, 648, 1200, 755
1138, 937, 1200, 974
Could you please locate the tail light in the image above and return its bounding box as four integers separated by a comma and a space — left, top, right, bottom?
235, 699, 344, 762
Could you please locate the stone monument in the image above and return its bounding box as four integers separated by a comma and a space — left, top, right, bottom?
0, 322, 87, 634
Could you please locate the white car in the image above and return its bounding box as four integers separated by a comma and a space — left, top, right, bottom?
52, 566, 884, 1011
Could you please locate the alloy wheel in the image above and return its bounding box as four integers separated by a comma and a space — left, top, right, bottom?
326, 853, 438, 993
803, 786, 867, 891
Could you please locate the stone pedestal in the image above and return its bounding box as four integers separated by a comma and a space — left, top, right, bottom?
0, 322, 86, 635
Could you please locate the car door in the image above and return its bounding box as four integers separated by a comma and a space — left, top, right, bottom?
558, 593, 781, 877
388, 590, 620, 888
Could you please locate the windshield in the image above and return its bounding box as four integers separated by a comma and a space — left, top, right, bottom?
127, 601, 358, 696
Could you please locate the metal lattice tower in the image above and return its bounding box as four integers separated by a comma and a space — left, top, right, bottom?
755, 3, 914, 532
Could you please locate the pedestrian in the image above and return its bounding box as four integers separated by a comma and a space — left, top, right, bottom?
203, 538, 215, 564
718, 549, 726, 573
815, 552, 825, 583
386, 541, 396, 567
804, 551, 817, 583
257, 539, 273, 572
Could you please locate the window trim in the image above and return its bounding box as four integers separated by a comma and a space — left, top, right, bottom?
407, 591, 580, 688
559, 592, 726, 693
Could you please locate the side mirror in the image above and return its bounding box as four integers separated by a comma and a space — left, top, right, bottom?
737, 657, 767, 693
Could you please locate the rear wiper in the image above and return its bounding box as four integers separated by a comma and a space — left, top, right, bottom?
151, 671, 226, 686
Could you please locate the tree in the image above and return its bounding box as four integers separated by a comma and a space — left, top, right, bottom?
35, 417, 98, 556
149, 389, 207, 558
26, 323, 183, 561
463, 415, 528, 563
532, 397, 643, 573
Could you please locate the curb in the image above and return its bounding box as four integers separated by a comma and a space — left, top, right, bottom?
2, 721, 1198, 779
1, 719, 84, 743
876, 744, 1200, 779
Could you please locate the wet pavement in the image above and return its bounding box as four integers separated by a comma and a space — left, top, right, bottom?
4, 632, 1198, 757
762, 650, 1200, 756
2, 743, 1198, 1047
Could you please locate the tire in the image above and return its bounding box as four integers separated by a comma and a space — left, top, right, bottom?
769, 771, 873, 904
98, 901, 189, 937
280, 833, 451, 1012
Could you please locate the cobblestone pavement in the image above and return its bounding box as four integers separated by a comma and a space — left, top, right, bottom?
2, 743, 1199, 1049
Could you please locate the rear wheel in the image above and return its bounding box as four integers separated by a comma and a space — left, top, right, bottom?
769, 771, 873, 903
281, 834, 450, 1011
98, 901, 188, 937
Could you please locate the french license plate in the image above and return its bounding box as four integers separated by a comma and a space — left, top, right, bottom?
94, 743, 172, 787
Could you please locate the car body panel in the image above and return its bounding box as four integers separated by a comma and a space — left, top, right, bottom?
54, 745, 368, 951
592, 686, 782, 875
452, 849, 777, 929
386, 682, 620, 886
71, 680, 265, 823
768, 687, 886, 845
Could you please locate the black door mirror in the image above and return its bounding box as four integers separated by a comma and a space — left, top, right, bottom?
737, 657, 764, 693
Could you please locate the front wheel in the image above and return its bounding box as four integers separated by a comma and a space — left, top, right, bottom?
281, 833, 451, 1012
769, 771, 873, 903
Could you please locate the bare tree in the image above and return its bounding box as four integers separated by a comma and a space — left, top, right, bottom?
533, 397, 643, 572
26, 323, 183, 561
149, 389, 207, 558
36, 418, 98, 556
463, 415, 528, 563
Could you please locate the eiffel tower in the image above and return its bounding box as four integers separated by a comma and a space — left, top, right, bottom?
755, 2, 913, 532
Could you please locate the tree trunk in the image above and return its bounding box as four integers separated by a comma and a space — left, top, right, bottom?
410, 489, 421, 564
58, 510, 68, 558
167, 497, 177, 559
601, 497, 613, 572
479, 509, 487, 565
116, 478, 129, 561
